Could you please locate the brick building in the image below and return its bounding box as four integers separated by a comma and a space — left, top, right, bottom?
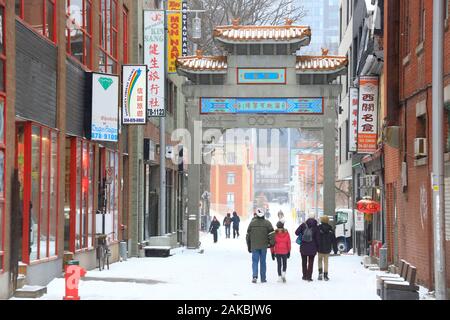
0, 0, 187, 299
383, 0, 450, 291
210, 143, 254, 221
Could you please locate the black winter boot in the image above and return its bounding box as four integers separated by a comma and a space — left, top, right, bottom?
324, 272, 329, 281
318, 269, 323, 281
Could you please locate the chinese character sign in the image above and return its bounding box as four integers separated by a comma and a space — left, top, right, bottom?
91, 73, 119, 142
144, 11, 165, 117
168, 0, 182, 73
357, 77, 379, 154
349, 87, 359, 152
122, 65, 147, 124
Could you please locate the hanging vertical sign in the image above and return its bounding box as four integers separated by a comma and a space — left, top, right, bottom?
182, 1, 188, 56
90, 73, 119, 142
168, 0, 182, 73
357, 76, 379, 154
144, 10, 165, 117
349, 87, 359, 152
122, 65, 148, 124
355, 210, 365, 231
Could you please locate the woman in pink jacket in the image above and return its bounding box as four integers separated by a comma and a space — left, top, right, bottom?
270, 221, 291, 283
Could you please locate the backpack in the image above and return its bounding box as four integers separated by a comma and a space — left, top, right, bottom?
302, 224, 313, 243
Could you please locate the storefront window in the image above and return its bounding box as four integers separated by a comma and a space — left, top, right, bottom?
16, 123, 59, 264
66, 138, 95, 253
97, 148, 119, 241
99, 0, 118, 74
66, 0, 93, 69
15, 0, 57, 43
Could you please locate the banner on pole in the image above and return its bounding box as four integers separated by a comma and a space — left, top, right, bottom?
168, 0, 182, 73
122, 65, 147, 124
349, 87, 359, 152
357, 76, 379, 154
144, 10, 166, 117
182, 0, 188, 56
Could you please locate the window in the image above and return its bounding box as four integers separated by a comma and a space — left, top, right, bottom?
66, 0, 92, 69
16, 123, 59, 264
0, 0, 5, 271
97, 148, 119, 242
65, 138, 95, 252
99, 0, 118, 74
122, 6, 128, 64
15, 0, 57, 43
227, 172, 235, 185
419, 0, 425, 43
226, 193, 235, 208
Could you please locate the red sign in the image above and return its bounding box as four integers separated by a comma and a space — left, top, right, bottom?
356, 199, 380, 214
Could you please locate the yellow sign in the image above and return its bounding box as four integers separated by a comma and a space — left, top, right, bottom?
168, 0, 182, 73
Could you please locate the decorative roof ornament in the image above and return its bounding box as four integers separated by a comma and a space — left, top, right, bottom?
321, 48, 329, 56
196, 49, 203, 58
232, 18, 240, 28
285, 18, 294, 26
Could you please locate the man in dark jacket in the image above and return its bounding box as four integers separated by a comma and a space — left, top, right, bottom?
223, 213, 232, 239
246, 209, 274, 283
317, 215, 338, 281
231, 211, 240, 238
295, 213, 320, 281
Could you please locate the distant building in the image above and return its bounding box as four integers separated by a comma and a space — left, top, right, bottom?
210, 143, 254, 220
298, 0, 340, 55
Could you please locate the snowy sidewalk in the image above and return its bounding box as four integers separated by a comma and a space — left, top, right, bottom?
30, 228, 382, 300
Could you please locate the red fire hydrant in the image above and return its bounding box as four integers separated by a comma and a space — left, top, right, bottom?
63, 261, 86, 300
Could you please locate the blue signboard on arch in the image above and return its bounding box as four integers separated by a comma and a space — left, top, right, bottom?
200, 98, 323, 114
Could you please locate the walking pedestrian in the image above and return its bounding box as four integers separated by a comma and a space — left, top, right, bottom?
209, 216, 220, 243
317, 215, 338, 281
231, 211, 240, 238
295, 213, 320, 281
277, 210, 285, 221
223, 213, 232, 239
246, 209, 275, 283
270, 221, 291, 283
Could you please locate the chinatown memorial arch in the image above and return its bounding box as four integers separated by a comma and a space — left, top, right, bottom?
176, 19, 348, 248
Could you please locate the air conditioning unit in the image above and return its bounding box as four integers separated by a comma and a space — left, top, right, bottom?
414, 138, 427, 158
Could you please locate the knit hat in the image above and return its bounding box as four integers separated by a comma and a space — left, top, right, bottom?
256, 209, 265, 217
320, 215, 330, 224
276, 221, 284, 229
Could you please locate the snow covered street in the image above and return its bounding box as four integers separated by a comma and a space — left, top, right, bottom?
26, 207, 382, 300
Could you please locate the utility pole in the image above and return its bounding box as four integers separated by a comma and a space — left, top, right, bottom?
159, 0, 168, 236
432, 0, 447, 300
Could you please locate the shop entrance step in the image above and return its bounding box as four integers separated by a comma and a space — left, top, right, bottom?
14, 285, 47, 299
144, 246, 171, 258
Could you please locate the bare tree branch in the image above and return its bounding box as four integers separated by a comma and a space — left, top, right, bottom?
187, 0, 306, 55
